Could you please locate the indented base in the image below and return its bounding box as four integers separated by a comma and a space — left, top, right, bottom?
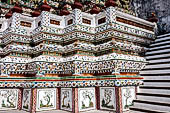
0, 86, 136, 113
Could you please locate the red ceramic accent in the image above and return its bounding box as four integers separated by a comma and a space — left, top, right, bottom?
60, 7, 70, 16
41, 2, 51, 12
71, 0, 83, 10
105, 0, 117, 8
12, 3, 22, 13
32, 10, 41, 17
90, 5, 100, 14
5, 10, 13, 18
148, 13, 158, 23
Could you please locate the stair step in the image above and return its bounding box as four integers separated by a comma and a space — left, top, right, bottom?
147, 61, 170, 65
133, 100, 170, 112
130, 106, 168, 113
141, 86, 170, 89
134, 33, 170, 113
140, 70, 170, 75
150, 40, 170, 47
143, 67, 170, 71
148, 45, 170, 52
148, 58, 170, 63
129, 110, 146, 113
143, 82, 170, 87
139, 88, 170, 96
146, 49, 170, 55
137, 92, 170, 98
141, 73, 170, 76
143, 76, 170, 80
146, 51, 170, 56
146, 54, 170, 60
157, 33, 170, 39
144, 64, 170, 69
143, 80, 170, 82
155, 36, 170, 43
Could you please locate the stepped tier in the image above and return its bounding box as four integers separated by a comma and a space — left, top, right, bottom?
130, 33, 170, 113
0, 2, 156, 113
0, 6, 155, 77
0, 40, 146, 55
0, 53, 146, 76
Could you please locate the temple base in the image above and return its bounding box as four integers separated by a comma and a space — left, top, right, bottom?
0, 86, 137, 113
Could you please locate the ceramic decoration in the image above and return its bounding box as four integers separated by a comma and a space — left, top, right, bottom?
78, 87, 96, 111
36, 88, 56, 111
60, 88, 72, 111
22, 89, 31, 111
100, 87, 116, 110
0, 89, 18, 110
122, 87, 136, 111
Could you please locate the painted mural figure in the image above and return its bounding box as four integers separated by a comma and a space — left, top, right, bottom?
81, 90, 94, 109
23, 90, 30, 109
62, 90, 70, 109
0, 90, 17, 108
40, 91, 53, 108
101, 89, 114, 109
123, 88, 133, 109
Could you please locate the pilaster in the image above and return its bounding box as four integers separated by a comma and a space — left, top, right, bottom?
41, 11, 50, 26
72, 88, 79, 113
106, 6, 116, 24
72, 9, 82, 25
17, 88, 23, 110
11, 12, 21, 28
115, 87, 123, 113
56, 88, 61, 110
95, 87, 100, 110
30, 88, 37, 113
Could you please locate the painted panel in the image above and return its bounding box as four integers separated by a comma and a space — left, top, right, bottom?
100, 87, 116, 110
36, 88, 56, 111
0, 89, 18, 110
78, 87, 96, 111
60, 88, 72, 111
122, 87, 136, 110
22, 89, 31, 111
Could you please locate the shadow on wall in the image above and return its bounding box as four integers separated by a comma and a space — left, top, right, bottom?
131, 0, 170, 35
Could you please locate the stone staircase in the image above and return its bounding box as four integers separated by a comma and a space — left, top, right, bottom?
130, 33, 170, 113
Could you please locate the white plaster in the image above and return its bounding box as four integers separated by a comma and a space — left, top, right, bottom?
100, 87, 116, 111
60, 88, 72, 111
78, 87, 96, 112
36, 88, 56, 111
22, 89, 31, 111
116, 10, 155, 28
0, 89, 19, 110
121, 87, 136, 111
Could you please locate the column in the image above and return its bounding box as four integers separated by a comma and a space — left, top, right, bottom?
72, 88, 79, 113
72, 8, 82, 31
41, 11, 50, 26
56, 88, 61, 110
17, 88, 23, 110
30, 88, 37, 113
115, 87, 123, 113
106, 6, 116, 24
135, 86, 138, 99
72, 8, 82, 25
11, 12, 21, 28
95, 87, 100, 110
